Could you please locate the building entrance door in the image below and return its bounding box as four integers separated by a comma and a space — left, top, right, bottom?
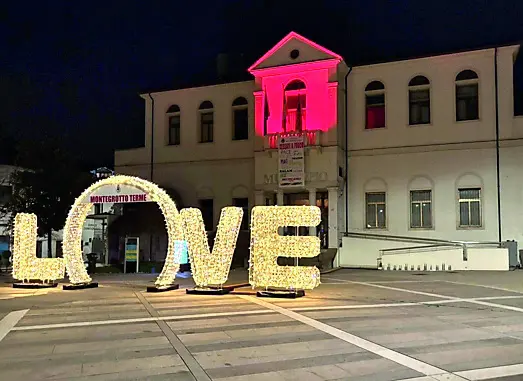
283, 191, 328, 248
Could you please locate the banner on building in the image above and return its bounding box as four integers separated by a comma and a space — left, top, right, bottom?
83, 184, 149, 204
278, 135, 305, 187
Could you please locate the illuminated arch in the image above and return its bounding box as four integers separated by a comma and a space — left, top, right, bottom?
63, 175, 184, 286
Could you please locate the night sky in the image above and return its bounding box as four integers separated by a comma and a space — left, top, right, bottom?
1, 0, 522, 168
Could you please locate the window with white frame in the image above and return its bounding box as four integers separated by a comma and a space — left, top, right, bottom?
408, 76, 430, 125
365, 192, 386, 229
166, 104, 181, 145
232, 97, 248, 140
365, 81, 386, 129
458, 188, 481, 227
198, 100, 214, 143
410, 190, 432, 228
456, 70, 479, 121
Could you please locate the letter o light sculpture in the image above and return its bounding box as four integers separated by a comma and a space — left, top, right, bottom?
63, 175, 184, 286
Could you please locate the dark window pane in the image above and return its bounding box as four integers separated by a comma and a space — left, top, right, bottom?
366, 193, 385, 203
200, 112, 214, 143
456, 84, 479, 121
366, 93, 385, 106
377, 204, 386, 228
459, 202, 470, 226
411, 203, 421, 228
365, 81, 384, 91
409, 89, 430, 125
233, 108, 248, 140
199, 100, 213, 110
166, 104, 180, 113
456, 70, 478, 81
232, 97, 247, 106
422, 202, 432, 227
168, 115, 180, 145
459, 188, 480, 199
366, 204, 376, 228
411, 190, 431, 202
470, 201, 481, 226
409, 75, 430, 86
285, 80, 306, 91
366, 105, 385, 129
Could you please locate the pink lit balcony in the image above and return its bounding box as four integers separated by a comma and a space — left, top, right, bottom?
265, 130, 321, 150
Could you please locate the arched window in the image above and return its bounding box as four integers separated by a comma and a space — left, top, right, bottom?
365, 81, 385, 129
166, 105, 181, 145
232, 97, 248, 140
456, 70, 479, 121
408, 75, 431, 125
198, 101, 214, 143
283, 80, 306, 132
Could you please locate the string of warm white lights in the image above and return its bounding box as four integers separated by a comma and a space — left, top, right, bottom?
249, 206, 321, 290
181, 207, 243, 287
63, 175, 184, 286
12, 213, 65, 282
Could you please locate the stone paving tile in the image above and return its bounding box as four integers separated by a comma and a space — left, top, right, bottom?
187, 330, 332, 353
3, 322, 162, 345
53, 366, 194, 381
413, 343, 523, 371
213, 358, 421, 381
157, 303, 266, 317
16, 310, 151, 326
380, 281, 523, 298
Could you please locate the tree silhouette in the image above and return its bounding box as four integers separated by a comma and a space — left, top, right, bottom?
1, 136, 93, 257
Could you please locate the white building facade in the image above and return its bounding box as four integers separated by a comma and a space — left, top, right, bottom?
115, 32, 522, 270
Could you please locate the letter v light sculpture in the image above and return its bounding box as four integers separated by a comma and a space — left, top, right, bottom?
181, 207, 243, 294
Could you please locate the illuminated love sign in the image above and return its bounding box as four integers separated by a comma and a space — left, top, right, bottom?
12, 175, 321, 291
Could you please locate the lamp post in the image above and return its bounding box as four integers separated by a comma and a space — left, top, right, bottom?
89, 167, 114, 266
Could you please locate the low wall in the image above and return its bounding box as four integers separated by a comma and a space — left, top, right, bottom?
382, 247, 508, 271
338, 236, 509, 271
339, 237, 417, 268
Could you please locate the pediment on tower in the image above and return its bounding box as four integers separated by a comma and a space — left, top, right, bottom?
248, 31, 343, 73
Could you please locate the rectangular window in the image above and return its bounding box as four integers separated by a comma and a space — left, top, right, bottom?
198, 199, 214, 231
200, 112, 214, 143
365, 94, 385, 129
409, 89, 430, 125
458, 188, 481, 227
456, 84, 479, 121
168, 115, 181, 145
232, 197, 249, 230
365, 192, 386, 229
233, 108, 248, 140
410, 190, 432, 228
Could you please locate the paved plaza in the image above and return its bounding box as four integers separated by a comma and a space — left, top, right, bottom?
2, 270, 523, 380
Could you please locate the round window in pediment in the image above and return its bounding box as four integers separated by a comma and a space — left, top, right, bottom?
290, 49, 300, 59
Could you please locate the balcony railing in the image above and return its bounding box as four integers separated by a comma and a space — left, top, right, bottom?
265, 130, 321, 150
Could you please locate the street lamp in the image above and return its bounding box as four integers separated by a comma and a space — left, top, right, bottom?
90, 167, 114, 180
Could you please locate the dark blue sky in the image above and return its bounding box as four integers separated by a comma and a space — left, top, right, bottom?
1, 1, 522, 167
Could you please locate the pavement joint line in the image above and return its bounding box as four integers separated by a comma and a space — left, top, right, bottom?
11, 310, 274, 331
442, 280, 523, 295
325, 277, 523, 314
237, 295, 467, 379
134, 292, 212, 381
0, 309, 29, 342
292, 295, 523, 312
10, 294, 523, 332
